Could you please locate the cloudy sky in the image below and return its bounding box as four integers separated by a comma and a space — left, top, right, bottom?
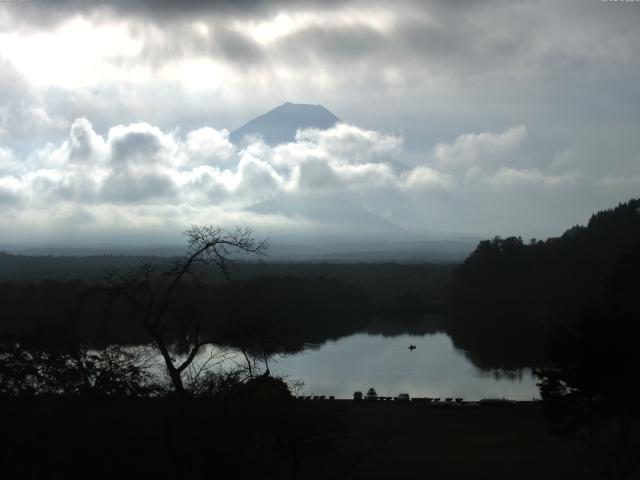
1, 0, 639, 246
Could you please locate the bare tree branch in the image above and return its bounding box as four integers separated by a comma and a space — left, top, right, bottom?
92, 225, 268, 395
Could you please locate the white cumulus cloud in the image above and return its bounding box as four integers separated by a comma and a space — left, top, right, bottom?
0, 119, 599, 243
435, 125, 526, 169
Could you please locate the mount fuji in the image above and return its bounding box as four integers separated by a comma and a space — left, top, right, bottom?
230, 102, 340, 146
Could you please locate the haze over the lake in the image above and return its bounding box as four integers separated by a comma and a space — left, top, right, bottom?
1, 0, 639, 247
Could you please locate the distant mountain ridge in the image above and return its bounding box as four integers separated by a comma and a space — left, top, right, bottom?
229, 102, 340, 145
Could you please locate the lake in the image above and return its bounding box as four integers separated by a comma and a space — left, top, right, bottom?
256, 333, 538, 401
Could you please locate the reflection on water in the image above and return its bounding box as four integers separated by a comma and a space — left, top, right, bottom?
266, 333, 538, 400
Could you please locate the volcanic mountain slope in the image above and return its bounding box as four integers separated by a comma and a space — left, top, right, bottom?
232, 102, 434, 258
229, 102, 340, 146
249, 194, 404, 237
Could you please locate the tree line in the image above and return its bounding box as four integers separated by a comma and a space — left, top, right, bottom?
447, 198, 640, 371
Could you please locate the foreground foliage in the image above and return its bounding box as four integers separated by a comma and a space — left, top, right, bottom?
535, 246, 640, 480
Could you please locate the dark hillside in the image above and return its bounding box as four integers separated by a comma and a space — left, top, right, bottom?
447, 198, 640, 370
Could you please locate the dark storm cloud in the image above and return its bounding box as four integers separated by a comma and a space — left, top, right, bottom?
125, 1, 640, 84
275, 23, 386, 66
213, 27, 264, 65
5, 0, 348, 28
396, 18, 528, 74
116, 22, 264, 69
269, 13, 527, 75
7, 0, 638, 84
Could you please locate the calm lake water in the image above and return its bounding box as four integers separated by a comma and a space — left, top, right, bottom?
263, 333, 538, 401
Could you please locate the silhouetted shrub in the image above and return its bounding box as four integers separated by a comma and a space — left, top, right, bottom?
0, 340, 160, 397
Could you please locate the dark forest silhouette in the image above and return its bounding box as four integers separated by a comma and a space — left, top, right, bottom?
447, 198, 640, 370
535, 246, 640, 480
0, 262, 447, 355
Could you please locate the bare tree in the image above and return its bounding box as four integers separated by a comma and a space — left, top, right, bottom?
221, 318, 285, 378
100, 225, 268, 395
